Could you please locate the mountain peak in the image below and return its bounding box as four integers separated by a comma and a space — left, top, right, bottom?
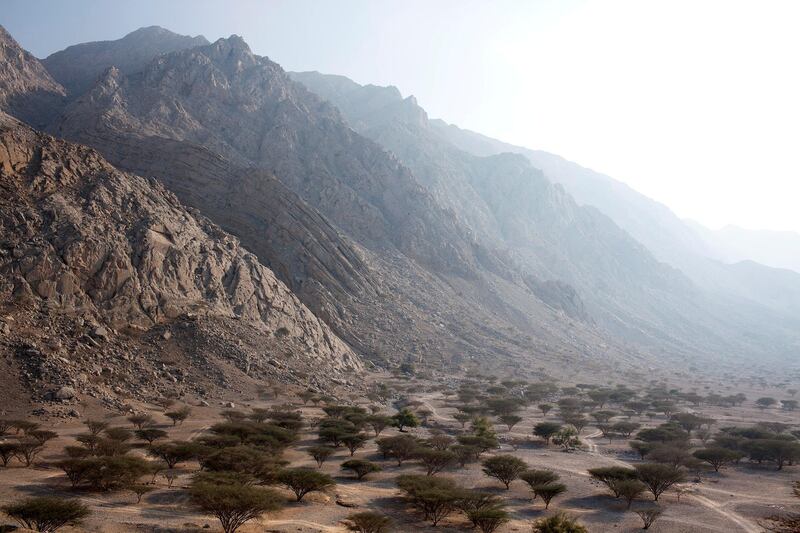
43, 26, 210, 96
124, 25, 205, 41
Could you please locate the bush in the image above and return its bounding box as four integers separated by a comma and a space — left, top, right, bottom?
481, 455, 528, 489
531, 512, 588, 533
345, 511, 392, 532
2, 496, 89, 532
341, 459, 382, 480
191, 482, 282, 533
277, 468, 335, 501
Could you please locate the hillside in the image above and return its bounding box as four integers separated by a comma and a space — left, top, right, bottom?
43, 28, 639, 374
0, 110, 362, 407
290, 71, 800, 361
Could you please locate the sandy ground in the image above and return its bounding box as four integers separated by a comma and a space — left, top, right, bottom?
0, 376, 798, 532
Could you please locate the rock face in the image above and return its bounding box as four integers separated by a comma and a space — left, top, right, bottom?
0, 113, 360, 383
43, 26, 209, 97
0, 25, 65, 127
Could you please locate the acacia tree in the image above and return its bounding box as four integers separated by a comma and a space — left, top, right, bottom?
532, 483, 567, 509
636, 507, 663, 530
190, 482, 282, 533
377, 435, 418, 466
392, 409, 420, 432
587, 467, 637, 497
533, 422, 562, 444
165, 406, 192, 426
635, 464, 685, 501
693, 448, 744, 472
531, 512, 587, 533
481, 455, 528, 489
149, 441, 196, 469
345, 511, 392, 533
615, 479, 647, 509
2, 497, 90, 532
469, 507, 510, 533
277, 469, 335, 501
341, 460, 382, 480
307, 445, 335, 468
127, 413, 154, 430
499, 414, 522, 431
415, 448, 456, 476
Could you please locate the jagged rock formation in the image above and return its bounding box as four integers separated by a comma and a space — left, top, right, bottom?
0, 26, 65, 127
0, 111, 360, 405
43, 26, 209, 97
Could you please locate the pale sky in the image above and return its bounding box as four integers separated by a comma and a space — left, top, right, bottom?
3, 0, 799, 232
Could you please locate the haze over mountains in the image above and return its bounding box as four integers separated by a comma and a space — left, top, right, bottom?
0, 25, 798, 404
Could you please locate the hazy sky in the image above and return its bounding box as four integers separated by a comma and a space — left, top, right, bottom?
4, 0, 799, 232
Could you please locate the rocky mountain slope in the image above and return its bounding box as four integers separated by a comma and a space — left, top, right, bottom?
42, 29, 633, 373
0, 110, 360, 408
0, 25, 65, 128
289, 71, 800, 361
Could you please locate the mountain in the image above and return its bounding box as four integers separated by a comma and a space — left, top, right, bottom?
42, 28, 631, 376
42, 26, 209, 97
289, 71, 800, 362
5, 25, 795, 383
688, 222, 800, 274
428, 116, 800, 279
0, 110, 361, 408
0, 25, 65, 127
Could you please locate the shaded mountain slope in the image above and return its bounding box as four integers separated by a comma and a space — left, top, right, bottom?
0, 25, 65, 127
289, 71, 800, 361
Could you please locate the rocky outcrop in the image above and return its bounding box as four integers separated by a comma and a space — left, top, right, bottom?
0, 25, 65, 127
0, 113, 360, 380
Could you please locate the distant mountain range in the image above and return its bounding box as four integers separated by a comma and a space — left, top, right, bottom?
0, 25, 798, 403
